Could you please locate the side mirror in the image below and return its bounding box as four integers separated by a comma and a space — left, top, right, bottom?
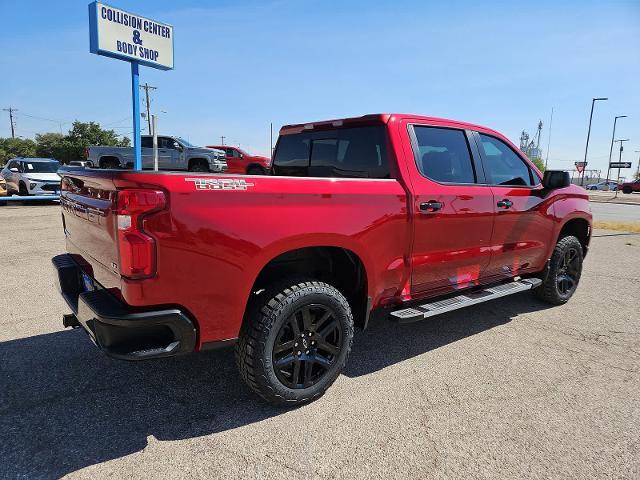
173, 141, 183, 151
9, 167, 19, 173
542, 170, 570, 190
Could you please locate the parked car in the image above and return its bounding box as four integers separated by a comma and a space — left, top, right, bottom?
1, 158, 61, 196
206, 145, 270, 175
620, 179, 640, 194
586, 181, 619, 191
86, 135, 227, 172
53, 113, 591, 406
0, 176, 7, 199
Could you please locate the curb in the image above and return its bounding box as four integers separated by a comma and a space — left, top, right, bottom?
589, 199, 640, 206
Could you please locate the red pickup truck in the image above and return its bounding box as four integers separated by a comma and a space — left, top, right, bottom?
206, 145, 270, 175
53, 113, 591, 405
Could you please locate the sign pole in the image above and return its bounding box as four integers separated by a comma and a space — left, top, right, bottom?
152, 114, 158, 171
131, 61, 142, 171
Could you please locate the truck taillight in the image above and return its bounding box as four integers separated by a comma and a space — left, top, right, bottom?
115, 189, 166, 279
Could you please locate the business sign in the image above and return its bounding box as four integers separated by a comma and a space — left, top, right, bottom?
610, 162, 632, 169
89, 2, 174, 70
575, 161, 587, 173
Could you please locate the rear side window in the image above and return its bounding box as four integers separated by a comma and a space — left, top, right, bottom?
141, 137, 153, 148
478, 134, 536, 186
413, 126, 476, 184
272, 126, 390, 179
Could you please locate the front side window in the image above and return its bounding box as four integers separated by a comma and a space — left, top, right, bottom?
413, 126, 476, 184
478, 134, 536, 186
141, 137, 153, 148
159, 137, 176, 149
272, 126, 390, 179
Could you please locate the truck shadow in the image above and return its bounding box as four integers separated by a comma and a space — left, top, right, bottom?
1, 293, 548, 478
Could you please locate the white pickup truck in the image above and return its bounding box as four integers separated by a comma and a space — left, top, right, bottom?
86, 135, 227, 172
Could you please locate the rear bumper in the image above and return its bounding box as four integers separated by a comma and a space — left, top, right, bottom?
52, 254, 196, 361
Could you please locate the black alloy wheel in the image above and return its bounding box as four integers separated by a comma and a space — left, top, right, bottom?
535, 235, 584, 305
556, 246, 580, 298
235, 278, 354, 405
272, 304, 343, 389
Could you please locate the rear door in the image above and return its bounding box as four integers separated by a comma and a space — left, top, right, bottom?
141, 136, 154, 169
157, 137, 177, 170
472, 132, 554, 280
4, 160, 19, 191
402, 122, 495, 296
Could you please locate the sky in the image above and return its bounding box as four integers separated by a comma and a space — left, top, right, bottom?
1, 0, 639, 175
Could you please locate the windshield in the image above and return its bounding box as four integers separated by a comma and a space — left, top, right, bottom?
176, 137, 196, 148
22, 161, 60, 173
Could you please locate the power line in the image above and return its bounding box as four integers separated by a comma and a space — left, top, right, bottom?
2, 107, 17, 138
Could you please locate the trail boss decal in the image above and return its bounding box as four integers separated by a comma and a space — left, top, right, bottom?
185, 178, 255, 191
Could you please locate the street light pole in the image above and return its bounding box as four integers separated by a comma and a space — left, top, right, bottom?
605, 115, 627, 188
581, 97, 608, 186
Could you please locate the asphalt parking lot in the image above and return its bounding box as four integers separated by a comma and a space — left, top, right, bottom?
1, 204, 639, 479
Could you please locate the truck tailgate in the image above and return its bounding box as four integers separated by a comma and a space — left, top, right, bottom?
60, 169, 119, 283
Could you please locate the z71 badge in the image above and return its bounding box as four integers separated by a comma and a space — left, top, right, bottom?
185, 178, 255, 191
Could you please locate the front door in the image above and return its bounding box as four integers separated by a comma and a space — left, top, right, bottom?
157, 137, 178, 170
472, 132, 554, 281
403, 123, 495, 296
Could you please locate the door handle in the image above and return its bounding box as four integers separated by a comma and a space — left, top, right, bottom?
420, 201, 443, 213
497, 199, 513, 209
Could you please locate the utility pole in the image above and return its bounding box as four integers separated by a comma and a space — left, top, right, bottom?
270, 122, 273, 159
139, 83, 157, 134
605, 115, 627, 188
220, 135, 225, 145
545, 107, 553, 170
581, 97, 608, 186
635, 150, 640, 180
2, 107, 17, 138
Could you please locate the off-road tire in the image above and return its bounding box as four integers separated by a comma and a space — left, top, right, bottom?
188, 160, 209, 172
235, 278, 354, 406
100, 158, 120, 169
19, 182, 29, 196
535, 235, 583, 305
246, 166, 265, 176
622, 186, 632, 194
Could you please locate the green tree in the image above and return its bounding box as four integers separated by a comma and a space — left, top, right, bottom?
1, 122, 130, 165
0, 137, 37, 165
35, 132, 67, 161
60, 121, 130, 164
531, 156, 545, 173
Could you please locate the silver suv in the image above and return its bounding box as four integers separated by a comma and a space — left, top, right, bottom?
1, 158, 61, 196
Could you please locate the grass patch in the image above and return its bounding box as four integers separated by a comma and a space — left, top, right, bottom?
593, 221, 640, 233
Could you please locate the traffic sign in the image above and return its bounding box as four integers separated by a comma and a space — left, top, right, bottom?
575, 161, 587, 173
610, 162, 632, 168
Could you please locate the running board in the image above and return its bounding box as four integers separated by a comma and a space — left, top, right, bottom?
390, 278, 542, 323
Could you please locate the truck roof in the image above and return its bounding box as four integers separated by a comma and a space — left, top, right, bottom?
279, 113, 502, 137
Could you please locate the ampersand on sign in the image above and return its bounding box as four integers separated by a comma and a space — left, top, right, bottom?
132, 30, 143, 45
